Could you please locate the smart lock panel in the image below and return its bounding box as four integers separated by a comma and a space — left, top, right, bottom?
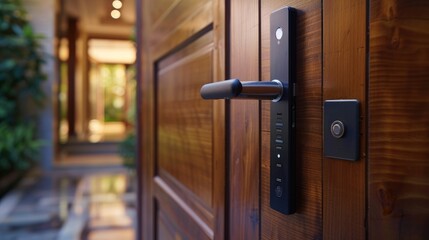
200, 6, 297, 216
269, 6, 296, 215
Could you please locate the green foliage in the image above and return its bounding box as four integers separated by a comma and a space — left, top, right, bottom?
0, 0, 46, 171
119, 133, 136, 169
0, 123, 44, 170
119, 65, 136, 169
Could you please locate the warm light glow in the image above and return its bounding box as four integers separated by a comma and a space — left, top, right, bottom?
111, 9, 121, 19
88, 39, 136, 64
112, 0, 122, 9
59, 38, 69, 61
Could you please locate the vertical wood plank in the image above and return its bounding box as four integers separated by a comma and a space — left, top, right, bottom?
213, 0, 226, 238
135, 1, 143, 239
229, 0, 260, 239
369, 0, 429, 238
261, 1, 323, 239
140, 0, 156, 238
323, 0, 367, 239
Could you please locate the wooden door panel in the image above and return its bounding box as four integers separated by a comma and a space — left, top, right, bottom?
140, 0, 225, 239
157, 219, 176, 240
156, 179, 213, 239
150, 0, 213, 60
261, 1, 323, 239
149, 0, 210, 33
148, 0, 176, 25
228, 0, 260, 239
157, 32, 214, 208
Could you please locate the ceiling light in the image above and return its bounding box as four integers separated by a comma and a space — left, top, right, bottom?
111, 9, 121, 19
112, 0, 122, 9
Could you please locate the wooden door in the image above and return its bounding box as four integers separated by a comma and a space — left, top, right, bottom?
228, 0, 369, 238
138, 0, 429, 239
227, 0, 327, 239
234, 0, 367, 239
229, 0, 428, 239
138, 0, 225, 239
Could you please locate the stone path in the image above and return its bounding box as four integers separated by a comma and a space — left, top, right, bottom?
0, 165, 135, 240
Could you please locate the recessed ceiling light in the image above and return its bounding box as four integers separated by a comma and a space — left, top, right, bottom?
112, 0, 122, 9
111, 9, 121, 19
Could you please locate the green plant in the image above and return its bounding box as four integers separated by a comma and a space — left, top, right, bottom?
119, 65, 136, 169
119, 133, 136, 169
0, 123, 44, 170
0, 0, 46, 171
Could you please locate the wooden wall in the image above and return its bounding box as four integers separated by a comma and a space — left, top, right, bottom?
368, 0, 429, 238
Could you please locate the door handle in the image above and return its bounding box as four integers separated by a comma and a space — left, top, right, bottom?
200, 79, 284, 102
200, 7, 297, 215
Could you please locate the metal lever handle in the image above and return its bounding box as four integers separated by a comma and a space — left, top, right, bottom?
200, 79, 283, 102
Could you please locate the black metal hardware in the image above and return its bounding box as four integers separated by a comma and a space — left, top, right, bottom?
269, 6, 296, 215
200, 6, 296, 215
323, 100, 360, 161
200, 79, 283, 101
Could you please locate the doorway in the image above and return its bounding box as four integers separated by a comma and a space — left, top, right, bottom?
58, 38, 135, 143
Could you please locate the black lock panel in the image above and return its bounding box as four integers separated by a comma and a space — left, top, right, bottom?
323, 100, 360, 161
269, 6, 296, 215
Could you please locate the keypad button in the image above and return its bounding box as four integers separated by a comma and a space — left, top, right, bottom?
275, 186, 283, 197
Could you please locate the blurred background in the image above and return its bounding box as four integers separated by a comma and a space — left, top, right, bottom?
0, 0, 137, 239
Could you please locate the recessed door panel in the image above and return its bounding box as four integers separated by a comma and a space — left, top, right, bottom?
157, 32, 214, 208
140, 0, 225, 239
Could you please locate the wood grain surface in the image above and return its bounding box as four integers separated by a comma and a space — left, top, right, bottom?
368, 0, 429, 239
151, 0, 213, 60
137, 1, 429, 239
323, 0, 367, 239
138, 0, 226, 239
155, 177, 213, 239
228, 0, 260, 239
157, 34, 214, 208
261, 1, 323, 239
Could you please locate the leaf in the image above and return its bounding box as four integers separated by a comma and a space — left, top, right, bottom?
22, 24, 33, 37
11, 23, 23, 35
0, 59, 16, 70
0, 0, 47, 171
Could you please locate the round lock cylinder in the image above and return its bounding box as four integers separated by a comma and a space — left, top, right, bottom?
331, 120, 345, 138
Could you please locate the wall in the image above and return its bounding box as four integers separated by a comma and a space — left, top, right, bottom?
23, 0, 57, 171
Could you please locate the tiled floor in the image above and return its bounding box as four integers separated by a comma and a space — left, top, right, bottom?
0, 157, 136, 240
